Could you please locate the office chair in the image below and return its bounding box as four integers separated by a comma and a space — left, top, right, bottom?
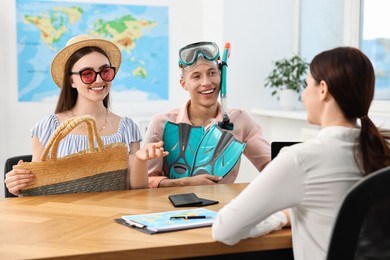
3, 155, 32, 198
271, 141, 300, 159
326, 166, 390, 260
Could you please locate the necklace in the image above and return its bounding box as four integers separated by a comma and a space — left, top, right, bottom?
70, 109, 110, 133
188, 113, 212, 127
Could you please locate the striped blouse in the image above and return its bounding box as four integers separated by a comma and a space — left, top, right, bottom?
31, 114, 142, 158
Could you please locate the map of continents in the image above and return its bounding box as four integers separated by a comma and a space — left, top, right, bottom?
16, 0, 168, 102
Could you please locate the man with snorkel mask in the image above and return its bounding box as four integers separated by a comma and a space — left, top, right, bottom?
144, 41, 271, 188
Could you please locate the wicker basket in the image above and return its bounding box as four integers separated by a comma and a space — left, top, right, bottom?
16, 115, 128, 196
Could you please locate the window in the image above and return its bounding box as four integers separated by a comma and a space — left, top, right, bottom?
358, 0, 390, 112
345, 0, 390, 114
360, 0, 390, 101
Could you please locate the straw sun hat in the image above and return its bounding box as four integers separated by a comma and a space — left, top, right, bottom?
51, 34, 122, 88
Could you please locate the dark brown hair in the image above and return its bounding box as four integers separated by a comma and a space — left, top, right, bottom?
310, 46, 390, 175
54, 46, 111, 113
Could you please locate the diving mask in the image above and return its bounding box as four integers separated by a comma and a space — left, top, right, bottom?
178, 41, 220, 68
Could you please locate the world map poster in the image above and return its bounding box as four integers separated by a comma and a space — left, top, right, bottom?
16, 0, 169, 102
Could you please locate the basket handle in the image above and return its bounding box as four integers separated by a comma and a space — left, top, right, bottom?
40, 115, 104, 161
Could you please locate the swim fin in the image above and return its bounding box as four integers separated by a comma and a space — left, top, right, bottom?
191, 124, 246, 177
162, 121, 204, 179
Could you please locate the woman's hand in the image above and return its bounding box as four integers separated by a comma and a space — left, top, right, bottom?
136, 141, 168, 161
4, 160, 34, 196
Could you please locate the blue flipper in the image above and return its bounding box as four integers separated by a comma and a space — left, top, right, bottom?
191, 124, 246, 177
162, 121, 204, 179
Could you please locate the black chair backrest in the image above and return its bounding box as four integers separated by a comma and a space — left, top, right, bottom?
326, 166, 390, 260
3, 155, 32, 198
271, 141, 300, 160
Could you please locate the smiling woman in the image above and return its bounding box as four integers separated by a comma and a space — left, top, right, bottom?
4, 34, 168, 197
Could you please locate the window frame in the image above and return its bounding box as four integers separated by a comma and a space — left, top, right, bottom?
344, 0, 390, 115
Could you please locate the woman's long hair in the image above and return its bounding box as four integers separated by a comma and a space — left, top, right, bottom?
54, 46, 111, 113
310, 47, 390, 175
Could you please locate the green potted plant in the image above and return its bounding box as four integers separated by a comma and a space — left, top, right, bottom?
264, 55, 309, 110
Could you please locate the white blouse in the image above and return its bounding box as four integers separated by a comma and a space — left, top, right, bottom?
31, 114, 142, 158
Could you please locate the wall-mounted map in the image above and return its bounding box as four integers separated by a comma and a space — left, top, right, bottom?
16, 0, 169, 102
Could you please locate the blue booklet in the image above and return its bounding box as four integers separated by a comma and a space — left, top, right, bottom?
116, 208, 218, 234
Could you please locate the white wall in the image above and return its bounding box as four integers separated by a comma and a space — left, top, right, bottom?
300, 0, 345, 61
223, 0, 297, 110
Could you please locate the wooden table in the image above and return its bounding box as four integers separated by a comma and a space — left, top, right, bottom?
0, 183, 292, 259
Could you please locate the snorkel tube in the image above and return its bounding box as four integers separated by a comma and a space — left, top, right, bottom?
218, 42, 234, 131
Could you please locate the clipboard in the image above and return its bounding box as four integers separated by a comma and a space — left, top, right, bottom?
115, 208, 218, 234
114, 218, 156, 234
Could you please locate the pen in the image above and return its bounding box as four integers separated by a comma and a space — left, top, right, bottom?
170, 215, 211, 220
125, 219, 146, 229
